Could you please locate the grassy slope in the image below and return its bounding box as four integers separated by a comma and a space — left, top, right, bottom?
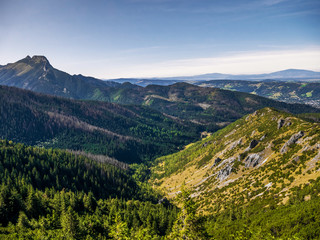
152, 108, 320, 213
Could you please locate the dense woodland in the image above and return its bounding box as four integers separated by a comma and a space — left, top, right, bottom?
0, 139, 320, 239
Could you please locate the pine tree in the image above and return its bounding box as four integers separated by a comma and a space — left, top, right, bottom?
167, 184, 201, 240
109, 214, 130, 240
61, 206, 80, 239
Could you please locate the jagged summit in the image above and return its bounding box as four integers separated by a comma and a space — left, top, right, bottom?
17, 55, 51, 68
30, 55, 50, 64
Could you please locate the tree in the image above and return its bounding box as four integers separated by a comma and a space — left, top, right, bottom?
167, 184, 201, 240
109, 214, 130, 240
61, 206, 80, 239
17, 211, 30, 230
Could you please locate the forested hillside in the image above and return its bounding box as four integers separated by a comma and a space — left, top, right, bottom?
0, 85, 200, 164
105, 82, 320, 128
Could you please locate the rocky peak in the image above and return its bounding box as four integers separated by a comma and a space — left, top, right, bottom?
31, 55, 50, 65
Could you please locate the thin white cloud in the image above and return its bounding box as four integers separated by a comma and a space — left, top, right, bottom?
96, 48, 320, 78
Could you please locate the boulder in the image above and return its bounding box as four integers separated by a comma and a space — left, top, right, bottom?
229, 138, 242, 150
285, 121, 292, 127
210, 157, 222, 168
214, 157, 222, 165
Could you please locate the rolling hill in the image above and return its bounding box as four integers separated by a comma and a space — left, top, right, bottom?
103, 82, 320, 130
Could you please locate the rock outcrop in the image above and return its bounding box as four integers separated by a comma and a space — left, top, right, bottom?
244, 154, 262, 168
217, 164, 233, 181
210, 157, 222, 168
280, 131, 304, 153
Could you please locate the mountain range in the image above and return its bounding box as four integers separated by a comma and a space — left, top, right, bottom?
0, 55, 320, 239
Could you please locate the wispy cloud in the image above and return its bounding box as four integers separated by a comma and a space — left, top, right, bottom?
95, 47, 320, 78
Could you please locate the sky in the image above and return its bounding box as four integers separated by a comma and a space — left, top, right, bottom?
0, 0, 320, 78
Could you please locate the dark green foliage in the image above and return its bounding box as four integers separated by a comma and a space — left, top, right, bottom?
0, 140, 157, 212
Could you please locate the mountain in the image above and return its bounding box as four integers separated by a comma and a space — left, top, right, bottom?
0, 85, 200, 164
196, 80, 320, 108
160, 69, 320, 81
0, 55, 119, 98
152, 107, 320, 238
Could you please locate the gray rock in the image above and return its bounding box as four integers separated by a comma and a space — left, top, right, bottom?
217, 164, 233, 181
280, 131, 304, 154
278, 119, 285, 129
229, 138, 242, 150
244, 154, 262, 168
260, 134, 266, 141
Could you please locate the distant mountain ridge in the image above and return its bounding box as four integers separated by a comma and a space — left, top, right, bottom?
196, 80, 320, 108
159, 69, 320, 81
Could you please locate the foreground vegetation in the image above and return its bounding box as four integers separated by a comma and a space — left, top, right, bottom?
0, 136, 320, 239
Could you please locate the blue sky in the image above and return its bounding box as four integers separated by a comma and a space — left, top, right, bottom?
1, 0, 320, 78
